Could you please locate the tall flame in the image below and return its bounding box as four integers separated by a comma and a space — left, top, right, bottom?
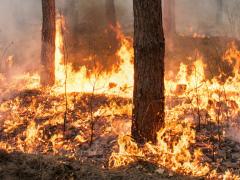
54, 17, 133, 97
0, 16, 240, 179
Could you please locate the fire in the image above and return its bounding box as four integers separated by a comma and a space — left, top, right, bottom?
223, 170, 240, 180
108, 41, 240, 177
54, 17, 133, 97
109, 120, 210, 176
1, 16, 240, 179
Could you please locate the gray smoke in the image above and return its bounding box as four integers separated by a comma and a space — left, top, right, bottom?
0, 0, 238, 74
176, 0, 240, 38
0, 0, 42, 74
0, 0, 134, 74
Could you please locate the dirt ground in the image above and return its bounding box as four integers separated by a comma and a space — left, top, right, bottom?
0, 149, 201, 180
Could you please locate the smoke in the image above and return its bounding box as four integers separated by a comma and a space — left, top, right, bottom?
0, 0, 239, 78
60, 0, 133, 73
0, 0, 134, 80
0, 0, 42, 75
176, 0, 240, 38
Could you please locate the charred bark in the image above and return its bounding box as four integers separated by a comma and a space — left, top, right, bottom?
132, 0, 165, 144
41, 0, 56, 86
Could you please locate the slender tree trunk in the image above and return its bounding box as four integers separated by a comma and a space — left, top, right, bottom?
163, 0, 176, 35
105, 0, 117, 27
65, 0, 79, 37
216, 0, 223, 24
105, 0, 119, 55
41, 0, 56, 86
132, 0, 165, 144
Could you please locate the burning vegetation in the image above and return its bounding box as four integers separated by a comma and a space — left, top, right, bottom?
0, 0, 240, 179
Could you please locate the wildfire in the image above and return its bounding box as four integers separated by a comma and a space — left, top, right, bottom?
0, 16, 240, 179
54, 17, 134, 97
109, 120, 210, 176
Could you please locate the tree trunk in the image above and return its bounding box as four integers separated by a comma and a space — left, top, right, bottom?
41, 0, 56, 86
132, 0, 165, 144
216, 0, 223, 24
105, 0, 117, 27
163, 0, 176, 35
105, 0, 119, 56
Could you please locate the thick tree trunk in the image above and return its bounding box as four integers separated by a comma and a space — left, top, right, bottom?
132, 0, 165, 144
163, 0, 176, 35
41, 0, 56, 86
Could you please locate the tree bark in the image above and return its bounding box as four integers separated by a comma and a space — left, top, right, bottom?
41, 0, 56, 86
163, 0, 176, 35
132, 0, 165, 144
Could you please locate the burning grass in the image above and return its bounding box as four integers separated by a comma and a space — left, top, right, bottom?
0, 18, 240, 179
0, 89, 240, 179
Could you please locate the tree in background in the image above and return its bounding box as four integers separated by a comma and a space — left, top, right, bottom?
216, 0, 223, 25
132, 0, 165, 143
41, 0, 56, 86
105, 0, 117, 27
163, 0, 176, 35
105, 0, 119, 54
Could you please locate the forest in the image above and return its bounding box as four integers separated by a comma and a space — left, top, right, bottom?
0, 0, 240, 179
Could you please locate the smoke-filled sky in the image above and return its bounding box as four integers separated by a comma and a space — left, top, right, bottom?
0, 0, 133, 71
0, 0, 239, 71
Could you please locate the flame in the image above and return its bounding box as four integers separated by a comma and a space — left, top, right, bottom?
0, 16, 240, 178
108, 41, 240, 177
223, 170, 240, 180
109, 120, 210, 177
54, 17, 133, 97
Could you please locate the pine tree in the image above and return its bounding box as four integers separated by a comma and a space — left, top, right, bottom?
132, 0, 165, 143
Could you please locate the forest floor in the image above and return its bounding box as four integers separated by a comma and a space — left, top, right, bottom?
0, 88, 240, 179
0, 89, 192, 180
0, 149, 198, 180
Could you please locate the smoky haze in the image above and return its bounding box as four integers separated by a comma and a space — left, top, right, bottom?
0, 0, 240, 73
0, 0, 134, 74
176, 0, 240, 38
0, 0, 42, 73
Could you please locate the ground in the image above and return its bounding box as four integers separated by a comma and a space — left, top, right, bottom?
0, 149, 200, 180
1, 34, 240, 179
0, 90, 240, 179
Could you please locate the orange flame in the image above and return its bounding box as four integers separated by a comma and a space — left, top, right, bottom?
0, 16, 240, 179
